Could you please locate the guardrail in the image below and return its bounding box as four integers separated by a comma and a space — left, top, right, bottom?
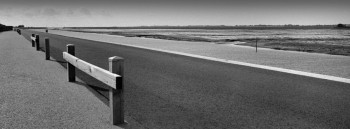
31, 34, 49, 59
63, 44, 125, 125
26, 31, 124, 126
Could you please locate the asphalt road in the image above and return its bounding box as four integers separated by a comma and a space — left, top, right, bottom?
21, 30, 350, 129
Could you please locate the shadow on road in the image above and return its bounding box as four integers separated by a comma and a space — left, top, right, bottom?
47, 59, 67, 64
73, 81, 110, 106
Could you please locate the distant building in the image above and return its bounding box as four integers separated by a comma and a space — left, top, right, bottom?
18, 25, 25, 28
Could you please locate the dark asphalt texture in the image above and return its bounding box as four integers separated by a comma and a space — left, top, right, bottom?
21, 30, 350, 129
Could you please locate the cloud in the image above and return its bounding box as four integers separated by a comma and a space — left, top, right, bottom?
98, 9, 112, 16
24, 12, 35, 18
42, 8, 60, 16
80, 8, 91, 16
0, 6, 13, 17
67, 9, 75, 15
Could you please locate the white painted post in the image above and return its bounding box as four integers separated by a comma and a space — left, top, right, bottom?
109, 56, 124, 125
67, 44, 75, 82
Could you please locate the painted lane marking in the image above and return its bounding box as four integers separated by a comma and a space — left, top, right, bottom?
105, 41, 350, 84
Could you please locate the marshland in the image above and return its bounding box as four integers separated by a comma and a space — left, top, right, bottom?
62, 26, 350, 56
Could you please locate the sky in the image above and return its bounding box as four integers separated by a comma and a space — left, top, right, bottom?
0, 0, 349, 27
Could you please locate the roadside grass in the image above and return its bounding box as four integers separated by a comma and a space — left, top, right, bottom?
108, 32, 350, 56
238, 39, 350, 56
109, 32, 240, 42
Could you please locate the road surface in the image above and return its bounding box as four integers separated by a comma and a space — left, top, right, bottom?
32, 29, 350, 79
21, 30, 350, 129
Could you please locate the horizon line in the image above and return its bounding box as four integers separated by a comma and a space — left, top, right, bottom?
14, 23, 349, 28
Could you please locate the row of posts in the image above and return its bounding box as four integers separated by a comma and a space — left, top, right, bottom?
31, 33, 125, 125
16, 29, 21, 35
31, 34, 50, 60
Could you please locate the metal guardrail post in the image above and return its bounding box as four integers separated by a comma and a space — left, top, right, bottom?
45, 38, 50, 60
67, 44, 76, 82
35, 35, 40, 51
109, 56, 125, 125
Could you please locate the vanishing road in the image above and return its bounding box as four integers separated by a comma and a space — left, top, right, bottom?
21, 30, 350, 129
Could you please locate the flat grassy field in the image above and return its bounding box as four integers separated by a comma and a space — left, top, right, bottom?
64, 28, 350, 56
239, 38, 350, 56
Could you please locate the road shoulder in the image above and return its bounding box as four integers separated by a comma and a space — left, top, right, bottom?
0, 31, 144, 128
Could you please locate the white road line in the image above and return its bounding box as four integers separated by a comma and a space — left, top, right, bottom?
107, 41, 350, 84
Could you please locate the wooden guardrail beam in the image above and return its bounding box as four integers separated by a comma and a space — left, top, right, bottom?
63, 52, 120, 89
63, 54, 120, 89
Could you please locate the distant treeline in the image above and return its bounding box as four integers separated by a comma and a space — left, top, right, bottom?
62, 24, 346, 30
0, 23, 13, 32
336, 24, 350, 29
23, 27, 48, 29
